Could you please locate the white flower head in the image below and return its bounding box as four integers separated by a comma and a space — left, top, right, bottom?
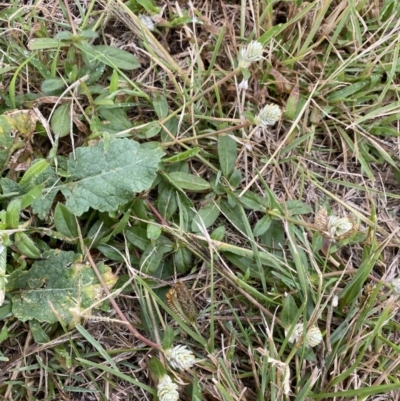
139, 14, 155, 31
286, 323, 303, 344
392, 278, 400, 296
328, 215, 353, 239
238, 41, 264, 68
157, 374, 179, 401
164, 345, 196, 370
285, 323, 323, 348
254, 104, 282, 127
315, 208, 357, 240
307, 326, 323, 347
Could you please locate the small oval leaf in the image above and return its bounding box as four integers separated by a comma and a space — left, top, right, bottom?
51, 103, 71, 138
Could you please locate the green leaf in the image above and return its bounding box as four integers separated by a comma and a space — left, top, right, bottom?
285, 200, 313, 216
280, 294, 299, 328
218, 135, 237, 178
220, 199, 246, 232
162, 326, 175, 350
27, 38, 65, 50
174, 245, 192, 274
51, 103, 71, 138
237, 191, 266, 212
152, 93, 169, 119
191, 375, 203, 401
31, 166, 59, 219
7, 250, 117, 326
147, 223, 161, 241
229, 169, 242, 188
6, 199, 21, 229
109, 70, 119, 93
149, 357, 166, 379
253, 215, 272, 236
29, 319, 51, 343
210, 226, 225, 241
191, 202, 220, 232
21, 185, 43, 209
77, 30, 98, 40
339, 241, 386, 308
1, 178, 22, 195
163, 147, 201, 163
62, 138, 164, 216
54, 203, 79, 239
41, 78, 65, 93
157, 182, 178, 220
97, 108, 132, 134
167, 171, 211, 191
176, 192, 195, 230
76, 43, 140, 70
327, 80, 370, 102
125, 226, 150, 251
140, 238, 173, 273
136, 0, 159, 13
14, 233, 41, 259
20, 159, 49, 190
284, 84, 299, 120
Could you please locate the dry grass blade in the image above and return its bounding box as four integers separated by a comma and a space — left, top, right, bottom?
97, 0, 189, 81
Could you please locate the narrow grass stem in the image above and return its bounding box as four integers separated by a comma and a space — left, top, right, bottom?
159, 67, 242, 128
85, 247, 162, 351
162, 122, 250, 147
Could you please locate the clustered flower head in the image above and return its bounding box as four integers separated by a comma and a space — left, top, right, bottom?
314, 208, 357, 240
164, 345, 196, 370
327, 215, 354, 239
286, 323, 323, 348
157, 374, 179, 401
237, 41, 264, 68
254, 104, 282, 127
139, 14, 155, 31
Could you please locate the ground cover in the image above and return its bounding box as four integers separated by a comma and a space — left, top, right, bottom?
0, 0, 400, 400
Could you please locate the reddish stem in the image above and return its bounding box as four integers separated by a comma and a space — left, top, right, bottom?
85, 246, 162, 351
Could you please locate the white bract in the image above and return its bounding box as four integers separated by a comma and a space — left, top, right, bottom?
286, 323, 323, 348
328, 216, 353, 238
238, 78, 249, 90
157, 374, 179, 401
164, 345, 196, 370
139, 14, 155, 31
286, 323, 304, 344
254, 104, 282, 127
307, 326, 323, 347
238, 41, 264, 68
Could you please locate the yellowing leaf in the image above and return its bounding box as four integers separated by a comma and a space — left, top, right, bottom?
7, 250, 117, 327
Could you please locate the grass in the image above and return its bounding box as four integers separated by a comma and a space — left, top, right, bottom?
1, 0, 400, 400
